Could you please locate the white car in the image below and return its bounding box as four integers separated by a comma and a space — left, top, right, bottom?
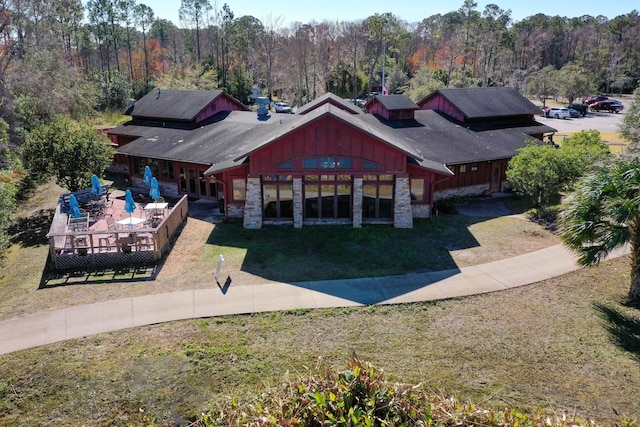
273, 102, 292, 113
544, 107, 571, 119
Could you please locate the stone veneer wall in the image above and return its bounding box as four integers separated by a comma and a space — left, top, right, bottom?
243, 177, 263, 229
352, 178, 363, 228
293, 178, 303, 228
433, 183, 490, 201
227, 204, 244, 218
393, 177, 413, 228
411, 204, 431, 218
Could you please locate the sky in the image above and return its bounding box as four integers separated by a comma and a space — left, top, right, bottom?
138, 0, 639, 27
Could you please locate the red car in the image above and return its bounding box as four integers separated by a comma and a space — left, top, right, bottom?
589, 100, 624, 113
583, 95, 609, 105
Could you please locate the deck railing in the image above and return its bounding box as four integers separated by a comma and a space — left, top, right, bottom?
47, 195, 189, 270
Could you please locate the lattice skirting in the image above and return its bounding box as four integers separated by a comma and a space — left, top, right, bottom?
54, 251, 156, 270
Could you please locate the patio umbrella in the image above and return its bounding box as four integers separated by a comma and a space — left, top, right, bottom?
68, 194, 82, 218
91, 174, 102, 196
149, 177, 160, 200
143, 165, 152, 186
124, 189, 136, 219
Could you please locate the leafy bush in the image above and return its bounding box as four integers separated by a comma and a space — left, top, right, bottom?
196, 357, 603, 426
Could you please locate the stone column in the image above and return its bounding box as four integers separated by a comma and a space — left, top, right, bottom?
352, 177, 363, 228
243, 177, 263, 229
293, 177, 303, 228
394, 177, 413, 228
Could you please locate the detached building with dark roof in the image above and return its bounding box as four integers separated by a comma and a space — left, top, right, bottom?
108, 88, 555, 229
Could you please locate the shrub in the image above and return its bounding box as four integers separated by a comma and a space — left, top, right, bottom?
197, 357, 601, 426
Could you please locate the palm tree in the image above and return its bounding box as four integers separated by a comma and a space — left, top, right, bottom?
559, 157, 640, 302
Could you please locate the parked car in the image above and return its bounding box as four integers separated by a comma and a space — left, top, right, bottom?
589, 99, 624, 113
567, 108, 581, 118
568, 103, 589, 116
273, 102, 292, 113
544, 107, 571, 119
583, 95, 609, 105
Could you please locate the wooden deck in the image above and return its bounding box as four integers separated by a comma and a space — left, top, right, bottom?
46, 195, 189, 270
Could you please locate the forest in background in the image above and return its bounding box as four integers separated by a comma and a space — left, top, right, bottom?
0, 0, 639, 221
0, 0, 639, 143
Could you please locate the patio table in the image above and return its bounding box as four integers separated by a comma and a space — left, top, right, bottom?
116, 217, 147, 228
144, 202, 168, 217
144, 202, 168, 225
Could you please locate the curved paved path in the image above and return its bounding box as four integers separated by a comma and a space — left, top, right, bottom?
0, 244, 629, 355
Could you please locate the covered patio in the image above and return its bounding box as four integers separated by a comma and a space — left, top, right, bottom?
46, 187, 188, 270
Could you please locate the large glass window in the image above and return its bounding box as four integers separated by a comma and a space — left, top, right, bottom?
160, 160, 174, 180
363, 175, 394, 219
304, 175, 352, 219
232, 178, 246, 201
133, 157, 173, 180
410, 178, 425, 202
262, 176, 293, 219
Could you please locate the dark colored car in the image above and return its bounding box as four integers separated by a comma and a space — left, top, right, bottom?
583, 95, 609, 105
568, 103, 589, 116
568, 108, 581, 118
589, 100, 624, 113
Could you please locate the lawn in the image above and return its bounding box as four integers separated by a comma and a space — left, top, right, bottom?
0, 256, 638, 425
0, 181, 558, 320
1, 182, 638, 425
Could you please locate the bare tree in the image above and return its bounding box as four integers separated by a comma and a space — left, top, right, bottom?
257, 14, 283, 100
135, 3, 155, 90
179, 0, 212, 63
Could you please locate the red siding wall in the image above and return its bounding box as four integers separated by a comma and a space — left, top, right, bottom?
419, 95, 465, 122
222, 163, 250, 204
195, 95, 247, 123
407, 164, 438, 202
433, 159, 509, 192
366, 102, 390, 120
250, 116, 407, 175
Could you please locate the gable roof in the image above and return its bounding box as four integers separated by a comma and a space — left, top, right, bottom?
361, 110, 544, 166
364, 94, 419, 111
418, 87, 541, 120
229, 104, 443, 170
114, 90, 551, 179
296, 93, 363, 115
126, 89, 249, 122
114, 111, 301, 171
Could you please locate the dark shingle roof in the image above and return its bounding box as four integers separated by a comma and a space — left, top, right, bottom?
126, 89, 248, 122
361, 110, 544, 165
365, 94, 419, 111
296, 93, 363, 115
114, 95, 548, 178
419, 87, 541, 120
114, 111, 299, 170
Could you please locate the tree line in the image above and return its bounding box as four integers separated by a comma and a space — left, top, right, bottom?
1, 0, 640, 259
1, 0, 639, 123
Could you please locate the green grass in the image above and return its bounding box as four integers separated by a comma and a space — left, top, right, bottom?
206, 217, 475, 281
2, 183, 637, 425
0, 256, 638, 425
203, 214, 555, 282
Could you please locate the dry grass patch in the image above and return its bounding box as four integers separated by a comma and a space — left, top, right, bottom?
0, 256, 638, 425
0, 181, 558, 320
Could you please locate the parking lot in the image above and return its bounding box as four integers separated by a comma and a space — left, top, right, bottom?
534, 95, 631, 135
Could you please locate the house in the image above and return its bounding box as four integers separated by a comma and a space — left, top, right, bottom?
108, 88, 555, 229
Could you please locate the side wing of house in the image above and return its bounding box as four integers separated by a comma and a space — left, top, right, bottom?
107, 89, 252, 198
